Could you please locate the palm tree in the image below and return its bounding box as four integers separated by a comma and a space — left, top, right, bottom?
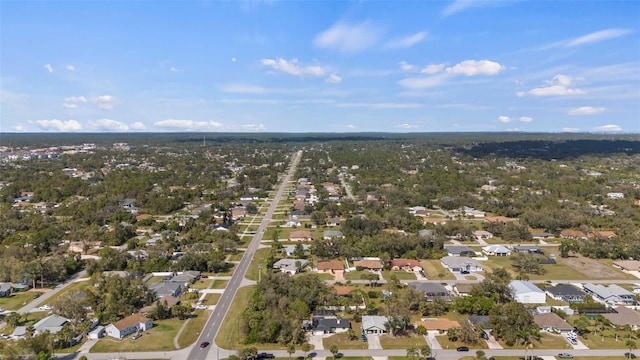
420, 344, 432, 358
626, 339, 637, 358
329, 344, 339, 360
406, 346, 419, 360
301, 342, 312, 359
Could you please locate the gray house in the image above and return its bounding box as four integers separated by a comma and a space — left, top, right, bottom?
444, 245, 476, 257
440, 256, 483, 273
545, 284, 586, 303
409, 282, 451, 302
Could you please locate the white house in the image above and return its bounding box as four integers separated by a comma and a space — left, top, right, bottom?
361, 315, 388, 335
482, 245, 511, 256
509, 280, 546, 304
607, 192, 624, 199
440, 256, 483, 273
88, 325, 105, 339
105, 313, 153, 339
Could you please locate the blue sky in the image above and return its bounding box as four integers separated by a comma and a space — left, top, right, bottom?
1, 0, 639, 133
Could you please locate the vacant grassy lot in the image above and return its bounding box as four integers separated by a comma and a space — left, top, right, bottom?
91, 317, 183, 352
420, 260, 456, 280
497, 333, 571, 349
381, 270, 417, 281
379, 334, 427, 349
579, 330, 635, 349
39, 280, 92, 307
436, 336, 487, 350
203, 293, 221, 305
245, 248, 270, 281
177, 309, 209, 348
191, 279, 213, 289
322, 326, 369, 350
211, 280, 228, 289
0, 291, 36, 311
481, 255, 599, 280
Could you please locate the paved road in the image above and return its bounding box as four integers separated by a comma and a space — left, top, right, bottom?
338, 172, 355, 201
187, 150, 303, 360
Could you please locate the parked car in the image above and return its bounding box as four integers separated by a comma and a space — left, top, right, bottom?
460, 270, 470, 274
558, 353, 573, 359
456, 346, 469, 351
38, 305, 52, 311
200, 341, 210, 348
361, 334, 367, 342
257, 353, 275, 359
624, 353, 637, 359
132, 333, 142, 340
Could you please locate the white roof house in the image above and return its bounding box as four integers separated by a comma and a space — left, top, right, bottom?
583, 283, 635, 305
482, 245, 511, 256
361, 315, 389, 335
509, 280, 546, 304
440, 256, 483, 273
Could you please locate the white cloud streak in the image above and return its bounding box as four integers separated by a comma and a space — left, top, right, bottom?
519, 116, 533, 122
66, 65, 75, 71
130, 122, 146, 130
35, 119, 82, 132
567, 28, 632, 47
314, 21, 382, 54
399, 61, 417, 72
592, 124, 622, 132
498, 115, 511, 123
44, 64, 54, 73
445, 60, 504, 76
384, 31, 427, 49
242, 123, 266, 131
326, 74, 342, 84
154, 119, 225, 131
568, 106, 605, 115
261, 58, 325, 77
421, 64, 445, 74
519, 74, 584, 97
88, 119, 130, 131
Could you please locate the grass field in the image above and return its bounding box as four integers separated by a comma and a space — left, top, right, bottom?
245, 248, 270, 281
436, 336, 487, 350
203, 293, 221, 305
322, 332, 369, 350
215, 285, 254, 349
177, 309, 210, 348
91, 317, 183, 352
0, 291, 36, 311
382, 270, 417, 281
39, 280, 92, 307
420, 260, 456, 280
379, 334, 427, 349
191, 279, 213, 289
211, 280, 229, 289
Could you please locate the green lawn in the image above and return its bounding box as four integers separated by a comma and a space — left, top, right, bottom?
190, 279, 213, 289
322, 333, 368, 350
579, 330, 635, 349
216, 285, 254, 349
211, 280, 229, 289
228, 252, 244, 261
379, 334, 427, 349
344, 270, 375, 281
497, 333, 572, 350
481, 255, 601, 280
203, 293, 221, 305
245, 248, 270, 281
91, 317, 184, 352
39, 280, 92, 307
0, 291, 37, 311
314, 273, 336, 281
420, 260, 456, 280
177, 309, 210, 348
381, 270, 417, 281
436, 335, 487, 350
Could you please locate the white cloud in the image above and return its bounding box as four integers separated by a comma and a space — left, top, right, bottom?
562, 127, 581, 132
62, 103, 78, 109
445, 60, 504, 76
327, 74, 342, 84
523, 74, 584, 97
442, 0, 491, 17
336, 102, 422, 109
154, 119, 225, 131
35, 119, 82, 132
398, 74, 449, 89
384, 31, 427, 49
567, 28, 632, 47
170, 67, 179, 72
65, 96, 87, 103
242, 123, 266, 131
314, 21, 382, 54
11, 124, 26, 132
44, 64, 54, 73
568, 106, 605, 115
130, 122, 146, 130
498, 115, 511, 123
345, 124, 357, 129
261, 58, 325, 77
88, 119, 129, 131
396, 123, 419, 129
399, 61, 417, 72
519, 116, 533, 123
421, 64, 445, 74
93, 95, 116, 110
592, 124, 622, 132
231, 57, 237, 62
66, 65, 75, 71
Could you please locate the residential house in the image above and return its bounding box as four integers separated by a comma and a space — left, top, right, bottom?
231, 207, 247, 221
454, 283, 475, 297
482, 245, 511, 256
484, 216, 517, 223
273, 259, 308, 275
0, 283, 12, 297
141, 295, 180, 315
361, 315, 389, 335
509, 280, 546, 304
602, 306, 640, 330
444, 245, 476, 257
326, 217, 342, 227
583, 283, 635, 305
323, 230, 345, 240
105, 313, 153, 339
332, 285, 355, 297
289, 230, 312, 242
409, 282, 451, 302
170, 271, 201, 285
473, 230, 493, 239
415, 318, 460, 332
545, 284, 586, 303
418, 229, 434, 237
612, 260, 640, 272
389, 259, 423, 273
353, 259, 383, 272
148, 281, 183, 298
440, 256, 483, 273
593, 230, 617, 238
532, 232, 554, 240
13, 314, 69, 338
88, 326, 105, 340
607, 192, 624, 199
511, 245, 542, 254
282, 244, 310, 257
284, 217, 302, 227
534, 312, 574, 333
560, 229, 588, 240
467, 315, 492, 332
290, 209, 310, 218
311, 317, 351, 335
423, 217, 448, 225
316, 260, 345, 274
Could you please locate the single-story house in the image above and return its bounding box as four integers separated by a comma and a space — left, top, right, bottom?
141, 295, 180, 315
316, 260, 345, 274
170, 271, 201, 285
415, 318, 460, 332
361, 315, 389, 335
511, 245, 542, 254
509, 280, 546, 304
454, 283, 475, 297
419, 229, 434, 237
389, 259, 423, 272
440, 256, 483, 273
560, 229, 588, 240
602, 306, 640, 330
473, 230, 493, 239
534, 312, 574, 333
312, 317, 351, 335
482, 245, 511, 256
323, 230, 345, 240
148, 281, 183, 298
0, 283, 12, 297
105, 313, 153, 339
607, 192, 624, 199
545, 284, 586, 303
88, 326, 105, 339
583, 283, 635, 305
444, 245, 476, 257
326, 217, 342, 227
282, 244, 310, 256
332, 285, 356, 297
273, 258, 308, 275
612, 260, 640, 272
468, 315, 492, 332
532, 232, 554, 240
13, 314, 69, 338
409, 282, 451, 302
289, 230, 313, 242
353, 259, 383, 271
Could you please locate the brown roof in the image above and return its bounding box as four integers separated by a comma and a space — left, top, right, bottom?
455, 283, 475, 294
533, 313, 573, 330
353, 259, 383, 270
560, 229, 587, 238
415, 318, 460, 331
595, 230, 617, 238
317, 260, 344, 271
332, 285, 355, 296
390, 259, 422, 269
603, 306, 640, 326
423, 218, 447, 224
111, 313, 150, 331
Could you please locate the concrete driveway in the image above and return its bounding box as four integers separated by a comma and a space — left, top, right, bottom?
367, 334, 382, 350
